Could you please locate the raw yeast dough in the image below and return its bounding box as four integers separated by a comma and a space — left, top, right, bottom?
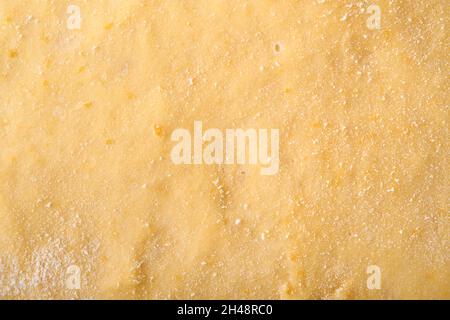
0, 0, 448, 299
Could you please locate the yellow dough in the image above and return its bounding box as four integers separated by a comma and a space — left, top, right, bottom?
0, 0, 448, 299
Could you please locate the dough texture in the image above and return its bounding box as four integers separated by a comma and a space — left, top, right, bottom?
0, 0, 448, 299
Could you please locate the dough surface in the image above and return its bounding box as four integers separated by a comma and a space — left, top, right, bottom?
0, 0, 448, 299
